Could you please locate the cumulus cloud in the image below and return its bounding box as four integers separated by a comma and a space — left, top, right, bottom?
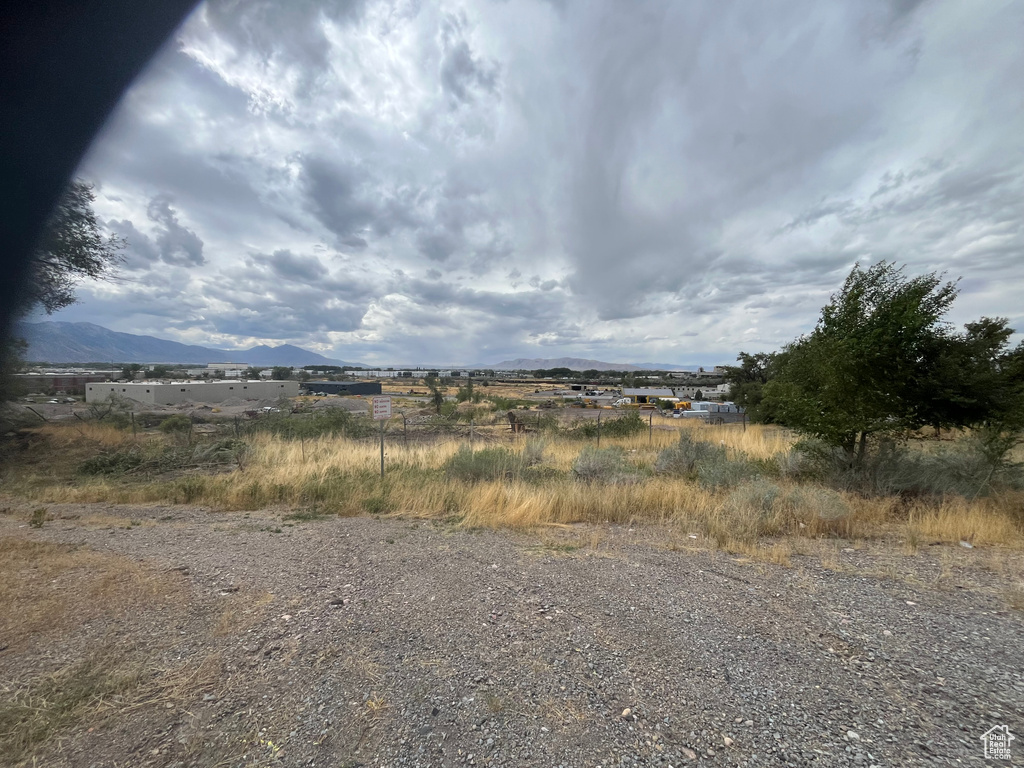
60, 0, 1024, 365
146, 195, 206, 267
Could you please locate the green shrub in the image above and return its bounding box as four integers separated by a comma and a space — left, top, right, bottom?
786, 437, 1024, 498
172, 476, 207, 504
79, 439, 246, 477
159, 414, 191, 433
361, 495, 390, 514
80, 448, 145, 475
522, 439, 547, 467
600, 412, 647, 437
655, 432, 758, 489
443, 445, 523, 482
721, 481, 851, 542
571, 446, 641, 484
655, 432, 726, 476
249, 409, 376, 439
697, 455, 758, 490
29, 507, 47, 529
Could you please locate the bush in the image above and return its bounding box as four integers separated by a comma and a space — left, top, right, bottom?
720, 480, 852, 542
78, 439, 246, 477
249, 409, 376, 439
601, 412, 647, 437
571, 447, 641, 484
522, 439, 547, 467
655, 432, 758, 489
29, 507, 47, 529
443, 446, 523, 482
159, 414, 191, 433
655, 432, 726, 476
697, 455, 759, 490
785, 437, 1024, 498
80, 447, 145, 475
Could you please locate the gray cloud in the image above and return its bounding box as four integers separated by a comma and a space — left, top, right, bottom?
60, 0, 1023, 365
146, 195, 206, 267
439, 12, 500, 106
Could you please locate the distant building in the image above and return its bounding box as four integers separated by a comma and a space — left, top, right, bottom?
299, 381, 382, 396
185, 363, 250, 378
14, 372, 111, 395
622, 387, 675, 404
86, 379, 298, 405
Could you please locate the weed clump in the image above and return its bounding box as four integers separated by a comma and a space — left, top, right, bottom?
249, 409, 376, 439
158, 414, 191, 433
786, 437, 1024, 498
79, 439, 247, 477
565, 412, 647, 440
655, 432, 726, 476
571, 446, 641, 485
717, 480, 853, 544
443, 446, 523, 482
655, 432, 759, 489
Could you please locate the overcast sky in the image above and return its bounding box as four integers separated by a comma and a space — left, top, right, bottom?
46, 0, 1024, 366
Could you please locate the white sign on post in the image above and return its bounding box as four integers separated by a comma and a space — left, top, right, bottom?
371, 395, 392, 420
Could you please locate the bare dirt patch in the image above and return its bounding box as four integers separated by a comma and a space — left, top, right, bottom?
0, 502, 1021, 767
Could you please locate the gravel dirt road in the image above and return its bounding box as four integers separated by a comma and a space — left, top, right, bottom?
1, 502, 1021, 767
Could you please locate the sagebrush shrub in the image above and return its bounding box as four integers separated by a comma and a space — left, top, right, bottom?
571, 446, 641, 485
443, 445, 523, 482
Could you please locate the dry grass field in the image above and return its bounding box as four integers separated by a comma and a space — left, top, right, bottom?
4, 413, 1022, 562
2, 406, 1023, 766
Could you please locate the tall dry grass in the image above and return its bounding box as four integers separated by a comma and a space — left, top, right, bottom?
4, 421, 1022, 549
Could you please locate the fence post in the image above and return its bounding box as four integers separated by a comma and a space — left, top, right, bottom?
470, 418, 474, 448
597, 411, 601, 449
649, 410, 653, 445
379, 418, 385, 478
403, 412, 408, 448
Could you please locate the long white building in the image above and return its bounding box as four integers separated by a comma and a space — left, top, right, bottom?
86, 379, 299, 405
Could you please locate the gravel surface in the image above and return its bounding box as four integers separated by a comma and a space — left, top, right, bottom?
2, 502, 1022, 767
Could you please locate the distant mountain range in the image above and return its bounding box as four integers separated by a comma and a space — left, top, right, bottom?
16, 322, 710, 372
17, 322, 368, 368
481, 357, 694, 372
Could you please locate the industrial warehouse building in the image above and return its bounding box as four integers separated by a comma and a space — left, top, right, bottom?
299, 381, 382, 396
86, 380, 299, 405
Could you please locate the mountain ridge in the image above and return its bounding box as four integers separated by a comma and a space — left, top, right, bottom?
17, 321, 367, 368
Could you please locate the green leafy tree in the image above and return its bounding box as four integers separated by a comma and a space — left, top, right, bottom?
148, 365, 171, 378
456, 377, 481, 403
271, 366, 292, 380
424, 375, 446, 414
120, 363, 142, 380
762, 262, 974, 462
23, 180, 125, 315
4, 180, 124, 403
243, 367, 263, 379
721, 352, 782, 421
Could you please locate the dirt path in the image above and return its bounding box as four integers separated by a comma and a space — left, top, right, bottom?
1, 502, 1022, 767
